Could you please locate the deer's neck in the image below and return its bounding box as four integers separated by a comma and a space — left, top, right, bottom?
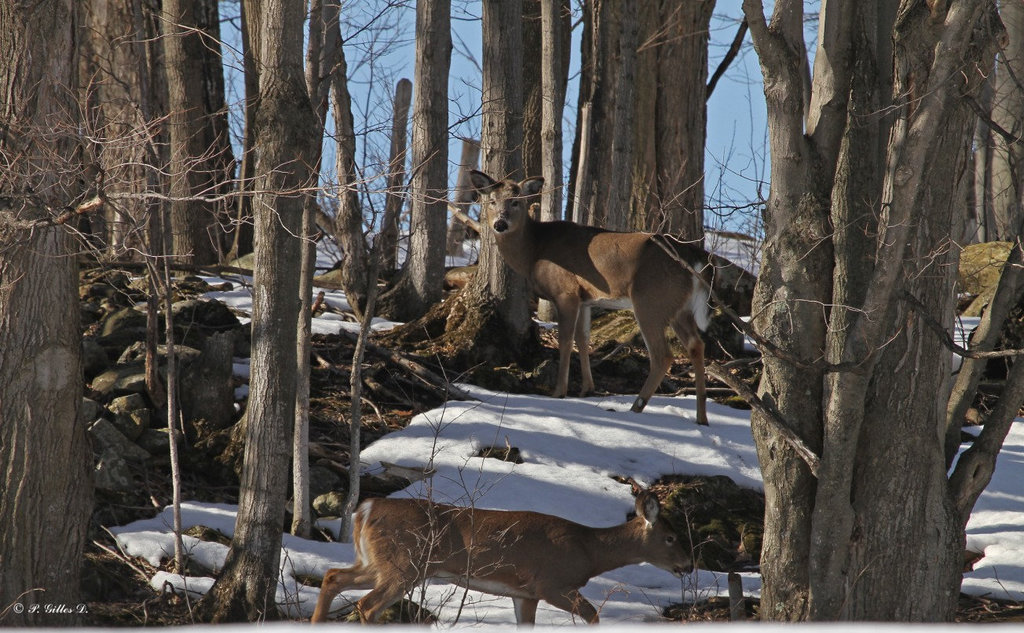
586, 523, 648, 576
493, 218, 540, 279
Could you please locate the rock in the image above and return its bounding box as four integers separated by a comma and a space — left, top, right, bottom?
81, 397, 103, 425
117, 341, 201, 366
312, 268, 344, 290
90, 363, 148, 399
136, 428, 171, 456
97, 306, 148, 357
444, 266, 475, 292
94, 448, 135, 492
309, 464, 342, 500
82, 338, 110, 379
312, 490, 349, 518
88, 418, 151, 463
108, 393, 151, 440
960, 242, 1013, 317
171, 298, 242, 333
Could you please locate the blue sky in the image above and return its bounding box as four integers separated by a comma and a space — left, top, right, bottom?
221, 0, 773, 236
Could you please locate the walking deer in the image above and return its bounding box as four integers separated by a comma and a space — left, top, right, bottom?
310, 491, 691, 625
469, 170, 712, 425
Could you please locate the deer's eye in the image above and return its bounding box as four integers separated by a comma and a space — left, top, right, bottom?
665, 535, 676, 545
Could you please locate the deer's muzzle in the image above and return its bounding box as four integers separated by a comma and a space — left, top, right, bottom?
493, 217, 509, 233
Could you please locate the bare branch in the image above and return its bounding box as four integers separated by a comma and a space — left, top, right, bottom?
707, 18, 748, 99
706, 360, 821, 476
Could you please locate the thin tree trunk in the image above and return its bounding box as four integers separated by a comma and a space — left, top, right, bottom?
446, 137, 481, 257
330, 11, 369, 319
380, 78, 413, 274
377, 0, 451, 322
199, 0, 318, 620
990, 0, 1024, 240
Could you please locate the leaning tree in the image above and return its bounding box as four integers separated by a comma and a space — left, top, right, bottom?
743, 0, 1023, 620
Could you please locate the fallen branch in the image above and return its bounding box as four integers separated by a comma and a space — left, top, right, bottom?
335, 327, 476, 402
706, 360, 821, 477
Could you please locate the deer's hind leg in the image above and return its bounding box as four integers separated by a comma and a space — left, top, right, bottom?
630, 303, 674, 414
356, 578, 413, 623
574, 305, 595, 396
671, 311, 707, 425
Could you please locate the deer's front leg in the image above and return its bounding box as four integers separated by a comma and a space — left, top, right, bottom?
552, 297, 581, 399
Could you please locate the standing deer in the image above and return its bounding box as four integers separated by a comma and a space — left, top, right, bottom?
310, 491, 692, 625
469, 170, 712, 425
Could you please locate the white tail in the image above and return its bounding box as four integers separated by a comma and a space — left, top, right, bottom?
469, 170, 712, 425
310, 491, 692, 625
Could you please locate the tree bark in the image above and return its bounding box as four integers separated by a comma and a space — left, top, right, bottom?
743, 0, 1005, 621
989, 0, 1024, 240
163, 0, 232, 265
78, 0, 164, 256
633, 1, 714, 237
380, 78, 413, 274
377, 0, 451, 322
198, 0, 317, 620
468, 0, 532, 343
329, 12, 369, 319
0, 0, 93, 625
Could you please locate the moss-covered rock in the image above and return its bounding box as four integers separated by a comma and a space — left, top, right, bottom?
656, 475, 765, 571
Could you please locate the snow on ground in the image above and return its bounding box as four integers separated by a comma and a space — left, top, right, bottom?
105, 241, 1024, 626
109, 382, 1024, 623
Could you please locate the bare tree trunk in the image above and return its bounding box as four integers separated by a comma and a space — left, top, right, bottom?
0, 0, 92, 624
78, 0, 163, 256
377, 0, 451, 322
227, 1, 258, 260
990, 0, 1024, 241
743, 0, 1004, 621
163, 0, 232, 265
380, 78, 413, 274
569, 0, 636, 230
468, 0, 532, 341
540, 0, 566, 223
536, 0, 567, 323
446, 137, 481, 257
199, 0, 318, 620
329, 11, 370, 319
633, 1, 714, 238
522, 0, 543, 185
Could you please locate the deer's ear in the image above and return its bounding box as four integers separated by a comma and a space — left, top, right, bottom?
636, 492, 660, 528
469, 170, 502, 198
520, 177, 544, 198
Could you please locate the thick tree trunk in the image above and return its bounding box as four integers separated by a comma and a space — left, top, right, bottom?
0, 0, 92, 625
990, 0, 1024, 240
469, 0, 532, 342
377, 0, 451, 322
78, 0, 163, 256
163, 0, 232, 265
199, 0, 317, 621
744, 0, 1004, 621
633, 1, 714, 238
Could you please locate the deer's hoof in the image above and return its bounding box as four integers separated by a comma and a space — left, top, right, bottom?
630, 397, 647, 413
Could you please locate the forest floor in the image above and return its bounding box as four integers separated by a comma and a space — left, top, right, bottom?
75, 271, 1024, 625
